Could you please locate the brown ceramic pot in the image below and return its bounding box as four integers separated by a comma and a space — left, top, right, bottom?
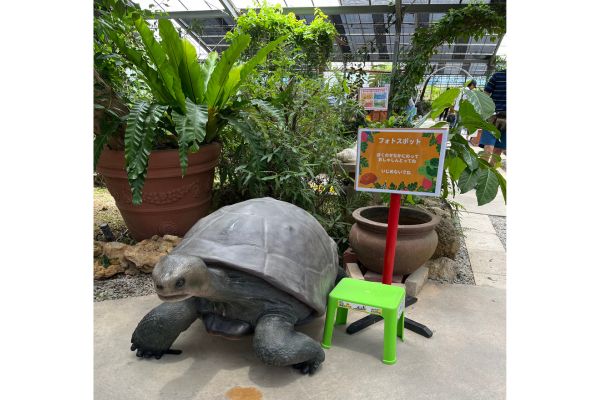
349, 206, 441, 276
97, 143, 221, 241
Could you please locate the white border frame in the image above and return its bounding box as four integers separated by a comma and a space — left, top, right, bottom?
354, 127, 449, 197
358, 87, 389, 111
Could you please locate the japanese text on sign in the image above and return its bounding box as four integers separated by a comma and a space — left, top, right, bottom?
355, 128, 449, 196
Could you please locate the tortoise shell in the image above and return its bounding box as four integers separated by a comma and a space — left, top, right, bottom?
173, 197, 339, 316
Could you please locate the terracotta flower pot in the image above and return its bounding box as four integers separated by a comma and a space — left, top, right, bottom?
349, 206, 441, 276
97, 143, 221, 241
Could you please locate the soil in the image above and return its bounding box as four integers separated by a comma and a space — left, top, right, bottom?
94, 187, 136, 245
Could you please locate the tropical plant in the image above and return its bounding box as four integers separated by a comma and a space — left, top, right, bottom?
415, 86, 506, 206
388, 3, 506, 113
214, 73, 372, 253
94, 8, 284, 204
225, 2, 337, 74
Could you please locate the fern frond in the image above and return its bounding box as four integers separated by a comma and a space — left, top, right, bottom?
125, 101, 167, 204
173, 98, 208, 176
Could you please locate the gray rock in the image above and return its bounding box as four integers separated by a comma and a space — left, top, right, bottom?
432, 215, 460, 260
425, 257, 458, 283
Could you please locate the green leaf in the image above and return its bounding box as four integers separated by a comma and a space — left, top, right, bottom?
430, 87, 460, 119
446, 156, 467, 181
458, 100, 500, 137
199, 51, 219, 93
475, 168, 500, 206
104, 27, 171, 103
134, 17, 186, 111
430, 121, 448, 128
178, 40, 205, 104
460, 144, 479, 170
158, 19, 183, 71
492, 168, 507, 203
173, 98, 209, 175
205, 34, 251, 108
124, 101, 167, 204
457, 168, 479, 193
463, 89, 496, 120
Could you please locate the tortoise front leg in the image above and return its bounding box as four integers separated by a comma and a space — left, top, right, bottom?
253, 314, 325, 375
131, 297, 198, 359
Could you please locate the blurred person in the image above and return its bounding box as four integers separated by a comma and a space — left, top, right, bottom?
479, 70, 507, 164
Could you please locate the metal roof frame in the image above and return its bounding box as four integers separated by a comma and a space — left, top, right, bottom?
146, 0, 505, 76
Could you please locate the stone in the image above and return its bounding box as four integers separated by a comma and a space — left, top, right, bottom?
94, 241, 103, 258
432, 215, 460, 260
124, 264, 139, 276
94, 258, 126, 279
345, 263, 364, 280
102, 242, 130, 268
343, 248, 358, 266
124, 235, 180, 273
363, 270, 403, 283
404, 266, 429, 297
336, 146, 357, 163
162, 235, 182, 245
424, 257, 458, 283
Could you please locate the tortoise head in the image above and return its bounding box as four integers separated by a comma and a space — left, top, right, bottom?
152, 253, 213, 302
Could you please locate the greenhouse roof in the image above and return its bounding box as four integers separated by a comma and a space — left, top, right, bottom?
135, 0, 505, 76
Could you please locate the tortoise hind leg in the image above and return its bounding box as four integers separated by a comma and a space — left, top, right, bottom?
253, 314, 325, 375
131, 297, 198, 359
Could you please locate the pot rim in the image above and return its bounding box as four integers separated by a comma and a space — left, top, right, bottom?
352, 205, 441, 234
99, 141, 221, 156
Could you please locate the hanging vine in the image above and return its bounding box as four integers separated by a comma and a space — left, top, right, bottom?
389, 3, 506, 113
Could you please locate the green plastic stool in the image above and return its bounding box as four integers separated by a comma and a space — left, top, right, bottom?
321, 278, 405, 365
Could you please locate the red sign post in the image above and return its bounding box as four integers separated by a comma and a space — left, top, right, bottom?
355, 127, 448, 286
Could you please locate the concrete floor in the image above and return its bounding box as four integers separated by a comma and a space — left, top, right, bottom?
95, 283, 505, 400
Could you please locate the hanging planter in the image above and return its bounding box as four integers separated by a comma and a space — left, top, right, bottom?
349, 206, 440, 276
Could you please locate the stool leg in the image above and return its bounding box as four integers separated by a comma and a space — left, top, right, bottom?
335, 307, 348, 325
382, 309, 397, 365
321, 298, 338, 349
397, 311, 405, 342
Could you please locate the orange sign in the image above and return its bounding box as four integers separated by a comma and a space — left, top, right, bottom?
355, 128, 449, 196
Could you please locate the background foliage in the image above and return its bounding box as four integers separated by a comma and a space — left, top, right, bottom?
215, 5, 371, 252
225, 2, 337, 74
389, 3, 506, 113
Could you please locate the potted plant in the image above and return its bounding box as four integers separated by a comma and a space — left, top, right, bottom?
94, 1, 283, 240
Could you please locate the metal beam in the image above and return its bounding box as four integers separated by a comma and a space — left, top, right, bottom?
218, 0, 239, 19
175, 18, 211, 54
155, 4, 474, 20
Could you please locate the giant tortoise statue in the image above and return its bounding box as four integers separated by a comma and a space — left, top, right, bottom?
130, 197, 343, 375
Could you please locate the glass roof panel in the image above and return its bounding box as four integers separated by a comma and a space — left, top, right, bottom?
131, 0, 503, 75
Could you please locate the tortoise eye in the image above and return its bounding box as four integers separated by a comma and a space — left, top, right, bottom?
175, 277, 186, 289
